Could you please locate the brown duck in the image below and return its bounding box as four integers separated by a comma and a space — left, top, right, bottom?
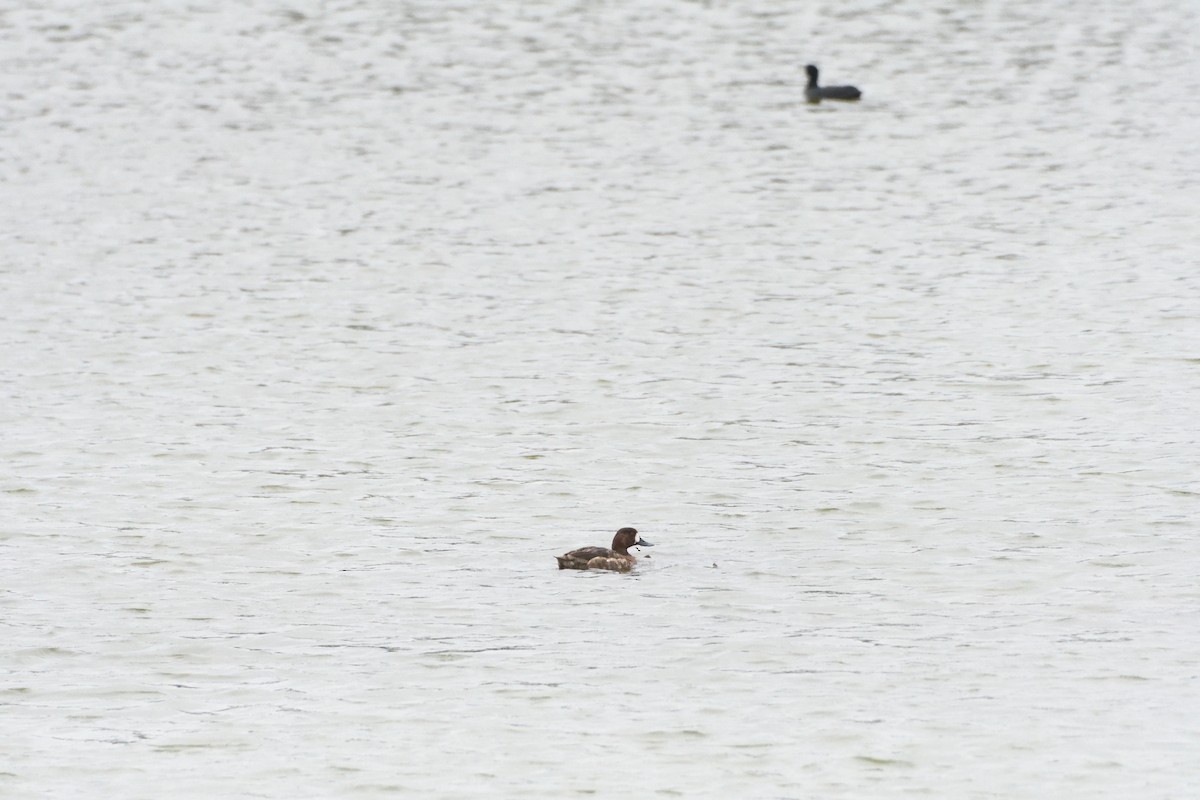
555, 527, 654, 572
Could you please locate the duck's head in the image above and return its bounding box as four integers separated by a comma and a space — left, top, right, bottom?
805, 64, 819, 81
612, 527, 653, 553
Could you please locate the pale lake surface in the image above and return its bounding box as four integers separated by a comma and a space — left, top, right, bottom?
2, 1, 1199, 797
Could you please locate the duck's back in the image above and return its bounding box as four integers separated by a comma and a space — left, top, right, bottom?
820, 84, 861, 100
560, 546, 612, 562
556, 546, 635, 571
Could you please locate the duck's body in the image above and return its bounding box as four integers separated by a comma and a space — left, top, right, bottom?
804, 64, 861, 103
556, 527, 653, 572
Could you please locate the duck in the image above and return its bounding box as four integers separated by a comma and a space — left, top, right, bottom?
555, 527, 654, 572
804, 64, 862, 103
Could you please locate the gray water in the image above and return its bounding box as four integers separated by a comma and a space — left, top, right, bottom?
3, 1, 1199, 797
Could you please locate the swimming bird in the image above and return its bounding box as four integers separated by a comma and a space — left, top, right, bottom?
804, 64, 862, 103
555, 527, 654, 572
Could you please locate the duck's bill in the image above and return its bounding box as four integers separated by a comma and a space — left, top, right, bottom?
634, 538, 654, 547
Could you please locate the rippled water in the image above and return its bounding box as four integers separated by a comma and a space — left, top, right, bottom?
3, 1, 1199, 797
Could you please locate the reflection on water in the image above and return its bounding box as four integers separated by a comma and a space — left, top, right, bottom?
3, 0, 1198, 797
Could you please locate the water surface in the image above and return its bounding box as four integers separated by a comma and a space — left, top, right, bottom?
2, 1, 1198, 797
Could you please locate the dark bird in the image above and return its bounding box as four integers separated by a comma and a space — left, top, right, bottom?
805, 64, 862, 103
